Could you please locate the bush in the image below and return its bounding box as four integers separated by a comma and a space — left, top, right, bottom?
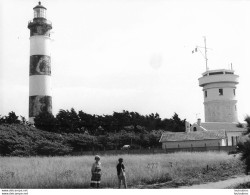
0, 112, 20, 124
34, 112, 57, 132
237, 138, 250, 174
35, 140, 72, 156
0, 124, 72, 156
65, 133, 94, 152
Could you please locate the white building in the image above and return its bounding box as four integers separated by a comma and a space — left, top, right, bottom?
191, 119, 245, 146
160, 68, 246, 149
195, 68, 246, 145
199, 69, 239, 122
159, 129, 227, 149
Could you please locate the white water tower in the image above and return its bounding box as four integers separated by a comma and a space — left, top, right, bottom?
198, 69, 239, 122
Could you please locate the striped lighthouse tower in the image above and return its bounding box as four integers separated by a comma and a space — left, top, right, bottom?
28, 2, 52, 123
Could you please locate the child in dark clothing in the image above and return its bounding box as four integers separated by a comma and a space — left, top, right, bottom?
116, 158, 127, 189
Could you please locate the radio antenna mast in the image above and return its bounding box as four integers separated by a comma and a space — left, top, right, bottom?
204, 36, 208, 71
192, 36, 211, 71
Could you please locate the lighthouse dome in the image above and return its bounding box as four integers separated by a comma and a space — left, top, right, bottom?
33, 2, 47, 10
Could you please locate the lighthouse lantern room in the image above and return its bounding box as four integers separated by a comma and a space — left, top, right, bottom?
33, 2, 47, 18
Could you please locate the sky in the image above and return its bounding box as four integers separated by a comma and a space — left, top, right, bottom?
0, 0, 250, 123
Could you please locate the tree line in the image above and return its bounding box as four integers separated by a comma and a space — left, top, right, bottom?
33, 108, 186, 134
0, 110, 186, 156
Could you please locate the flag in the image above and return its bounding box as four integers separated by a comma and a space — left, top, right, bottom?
192, 47, 198, 54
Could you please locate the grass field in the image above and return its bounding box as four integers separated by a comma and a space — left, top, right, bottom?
0, 151, 244, 189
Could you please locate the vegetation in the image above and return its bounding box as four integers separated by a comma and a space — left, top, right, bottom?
0, 112, 21, 125
237, 140, 250, 175
0, 152, 244, 189
244, 115, 250, 134
0, 111, 247, 189
0, 124, 72, 156
0, 123, 165, 156
0, 110, 186, 156
33, 109, 186, 134
34, 112, 57, 132
230, 182, 250, 189
236, 122, 244, 128
236, 116, 250, 175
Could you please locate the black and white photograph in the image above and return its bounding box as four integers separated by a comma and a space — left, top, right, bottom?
1, 0, 250, 194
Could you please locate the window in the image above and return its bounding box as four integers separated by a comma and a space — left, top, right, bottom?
233, 89, 236, 96
193, 127, 197, 132
34, 8, 46, 18
209, 72, 223, 75
204, 90, 207, 98
219, 89, 223, 96
34, 10, 37, 18
235, 105, 237, 111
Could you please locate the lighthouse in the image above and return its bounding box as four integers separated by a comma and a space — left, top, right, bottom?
198, 69, 239, 123
28, 2, 52, 123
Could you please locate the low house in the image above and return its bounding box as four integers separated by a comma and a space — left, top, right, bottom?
159, 130, 227, 149
190, 119, 246, 146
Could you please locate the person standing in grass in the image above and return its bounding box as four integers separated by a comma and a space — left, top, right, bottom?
90, 155, 102, 188
117, 158, 127, 189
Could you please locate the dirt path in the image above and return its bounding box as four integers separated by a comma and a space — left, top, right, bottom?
177, 175, 250, 189
134, 175, 250, 189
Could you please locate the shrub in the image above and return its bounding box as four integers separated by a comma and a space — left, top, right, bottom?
0, 124, 72, 156
237, 139, 250, 174
34, 112, 57, 132
35, 140, 72, 156
65, 133, 94, 152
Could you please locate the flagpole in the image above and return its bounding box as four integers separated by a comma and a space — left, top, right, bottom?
204, 36, 208, 71
192, 37, 211, 71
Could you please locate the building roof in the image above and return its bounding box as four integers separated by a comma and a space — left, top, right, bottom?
159, 130, 226, 142
200, 122, 246, 132
201, 69, 235, 76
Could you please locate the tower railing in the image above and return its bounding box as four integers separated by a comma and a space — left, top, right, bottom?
199, 74, 239, 87
28, 19, 52, 26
